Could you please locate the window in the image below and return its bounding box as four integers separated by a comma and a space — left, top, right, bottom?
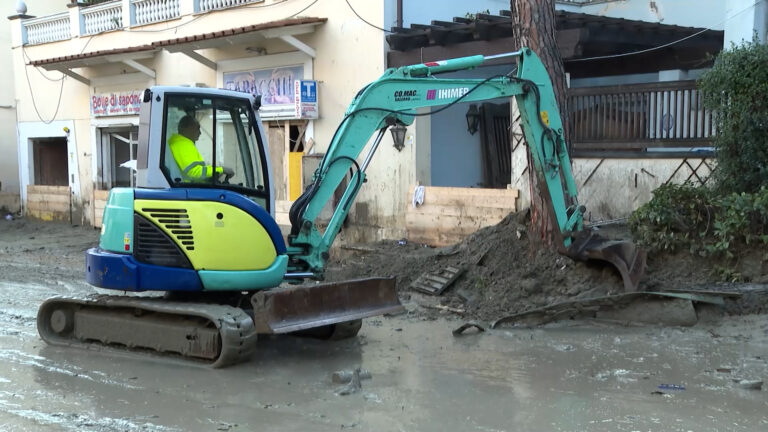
96, 128, 138, 189
161, 94, 269, 206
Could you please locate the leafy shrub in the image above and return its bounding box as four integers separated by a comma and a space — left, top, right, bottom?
698, 39, 768, 194
629, 183, 712, 252
630, 184, 768, 260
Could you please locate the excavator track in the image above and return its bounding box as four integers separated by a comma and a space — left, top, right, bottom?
37, 295, 258, 368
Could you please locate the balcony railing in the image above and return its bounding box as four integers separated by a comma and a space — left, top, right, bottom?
568, 80, 716, 157
200, 0, 264, 12
134, 0, 180, 26
83, 1, 123, 35
24, 12, 71, 45
21, 0, 266, 45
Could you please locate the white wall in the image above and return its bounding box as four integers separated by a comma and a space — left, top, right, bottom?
1, 0, 64, 211
574, 157, 714, 221
725, 0, 768, 44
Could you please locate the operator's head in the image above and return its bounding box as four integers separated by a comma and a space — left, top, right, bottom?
178, 115, 201, 142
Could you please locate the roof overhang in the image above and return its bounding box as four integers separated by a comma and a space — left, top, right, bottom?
28, 17, 327, 86
30, 47, 157, 85
386, 11, 724, 77
153, 17, 327, 70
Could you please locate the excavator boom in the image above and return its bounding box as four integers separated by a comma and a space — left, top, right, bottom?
287, 48, 645, 290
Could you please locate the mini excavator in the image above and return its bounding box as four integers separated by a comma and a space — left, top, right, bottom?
37, 48, 645, 367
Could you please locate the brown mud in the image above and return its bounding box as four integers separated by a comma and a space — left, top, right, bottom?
326, 212, 768, 321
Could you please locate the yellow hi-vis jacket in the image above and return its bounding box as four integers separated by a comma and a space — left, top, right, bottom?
168, 134, 222, 181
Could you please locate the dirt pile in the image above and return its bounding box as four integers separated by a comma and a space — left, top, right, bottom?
326, 213, 758, 321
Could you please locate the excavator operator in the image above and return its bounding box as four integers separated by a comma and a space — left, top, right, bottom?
169, 115, 234, 182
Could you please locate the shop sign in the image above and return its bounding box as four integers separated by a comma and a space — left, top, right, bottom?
294, 80, 318, 119
91, 91, 142, 117
223, 65, 308, 119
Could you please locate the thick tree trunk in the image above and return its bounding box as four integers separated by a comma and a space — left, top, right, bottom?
510, 0, 569, 245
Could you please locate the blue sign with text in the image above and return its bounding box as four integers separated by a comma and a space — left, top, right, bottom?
299, 80, 317, 103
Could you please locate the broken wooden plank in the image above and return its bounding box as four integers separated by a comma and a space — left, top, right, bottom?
410, 266, 464, 295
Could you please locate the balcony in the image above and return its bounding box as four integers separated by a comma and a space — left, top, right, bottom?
21, 0, 265, 46
568, 80, 716, 158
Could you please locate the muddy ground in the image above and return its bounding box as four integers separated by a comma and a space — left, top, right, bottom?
0, 217, 767, 431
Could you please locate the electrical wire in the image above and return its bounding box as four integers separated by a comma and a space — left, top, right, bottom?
567, 0, 765, 62
22, 54, 65, 124
22, 47, 65, 82
344, 0, 391, 33
21, 21, 106, 123
289, 0, 321, 17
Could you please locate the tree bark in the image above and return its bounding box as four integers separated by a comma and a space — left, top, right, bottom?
510, 0, 569, 246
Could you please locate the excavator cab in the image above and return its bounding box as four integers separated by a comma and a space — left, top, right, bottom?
158, 91, 270, 206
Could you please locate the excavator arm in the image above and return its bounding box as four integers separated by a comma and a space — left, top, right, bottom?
287, 48, 645, 291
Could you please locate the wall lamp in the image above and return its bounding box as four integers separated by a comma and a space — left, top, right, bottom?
390, 123, 407, 151
466, 104, 480, 135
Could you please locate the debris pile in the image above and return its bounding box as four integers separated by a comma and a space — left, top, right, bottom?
326, 212, 768, 321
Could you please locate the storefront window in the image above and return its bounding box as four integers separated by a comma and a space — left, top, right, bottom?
96, 128, 138, 189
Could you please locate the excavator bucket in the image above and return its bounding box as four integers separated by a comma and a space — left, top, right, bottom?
565, 231, 647, 292
250, 277, 404, 335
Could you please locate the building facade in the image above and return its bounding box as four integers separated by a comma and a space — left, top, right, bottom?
8, 0, 768, 246
9, 0, 409, 240
1, 0, 63, 213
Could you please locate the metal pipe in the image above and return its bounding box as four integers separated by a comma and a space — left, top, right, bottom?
483, 51, 523, 61
360, 128, 386, 172
284, 272, 315, 279
396, 0, 403, 28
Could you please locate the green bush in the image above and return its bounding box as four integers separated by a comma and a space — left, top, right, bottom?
629, 184, 768, 259
698, 39, 768, 193
629, 183, 712, 252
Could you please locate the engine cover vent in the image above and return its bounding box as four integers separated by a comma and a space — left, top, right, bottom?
140, 208, 195, 251
133, 213, 192, 269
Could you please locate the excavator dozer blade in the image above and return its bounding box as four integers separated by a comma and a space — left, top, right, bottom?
250, 277, 404, 335
565, 232, 647, 292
